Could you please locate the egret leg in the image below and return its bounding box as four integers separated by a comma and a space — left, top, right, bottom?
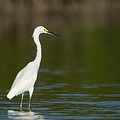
20, 94, 24, 111
29, 88, 33, 111
29, 97, 31, 111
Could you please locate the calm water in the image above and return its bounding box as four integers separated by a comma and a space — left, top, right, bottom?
0, 17, 120, 119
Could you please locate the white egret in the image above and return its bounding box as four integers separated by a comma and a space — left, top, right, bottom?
7, 26, 59, 111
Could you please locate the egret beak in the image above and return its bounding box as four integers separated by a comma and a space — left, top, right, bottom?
48, 31, 60, 37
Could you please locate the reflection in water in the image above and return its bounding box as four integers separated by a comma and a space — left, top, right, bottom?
8, 110, 44, 120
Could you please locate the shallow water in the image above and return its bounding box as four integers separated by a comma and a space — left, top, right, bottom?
0, 68, 120, 119
0, 16, 120, 119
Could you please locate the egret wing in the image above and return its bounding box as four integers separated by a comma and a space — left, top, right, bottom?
10, 62, 38, 90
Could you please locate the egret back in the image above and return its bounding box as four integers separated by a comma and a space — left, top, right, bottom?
7, 62, 38, 100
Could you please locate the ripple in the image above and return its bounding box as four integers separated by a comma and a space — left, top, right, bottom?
58, 93, 93, 98
36, 83, 67, 90
45, 115, 120, 120
38, 68, 65, 75
52, 101, 120, 107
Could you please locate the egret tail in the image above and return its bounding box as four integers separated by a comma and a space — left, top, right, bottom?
7, 90, 16, 100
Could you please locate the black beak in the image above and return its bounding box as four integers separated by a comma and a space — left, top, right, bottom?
48, 31, 60, 37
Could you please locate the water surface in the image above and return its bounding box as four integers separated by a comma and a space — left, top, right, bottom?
0, 17, 120, 119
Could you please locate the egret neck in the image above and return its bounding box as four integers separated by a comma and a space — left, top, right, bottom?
33, 34, 42, 69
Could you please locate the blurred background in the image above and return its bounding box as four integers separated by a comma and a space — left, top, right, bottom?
0, 0, 120, 119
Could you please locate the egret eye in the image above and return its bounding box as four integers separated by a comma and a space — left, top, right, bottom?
44, 28, 48, 33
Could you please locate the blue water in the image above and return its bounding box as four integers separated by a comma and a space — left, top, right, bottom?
0, 69, 120, 120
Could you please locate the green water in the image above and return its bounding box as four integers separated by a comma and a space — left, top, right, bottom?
0, 17, 120, 119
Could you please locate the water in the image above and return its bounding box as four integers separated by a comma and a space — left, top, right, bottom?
0, 68, 120, 119
1, 81, 120, 119
0, 16, 120, 119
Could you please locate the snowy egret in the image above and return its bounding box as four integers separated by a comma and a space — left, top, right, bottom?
7, 26, 59, 111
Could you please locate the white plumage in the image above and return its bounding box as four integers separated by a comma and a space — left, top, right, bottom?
7, 26, 59, 111
7, 62, 38, 100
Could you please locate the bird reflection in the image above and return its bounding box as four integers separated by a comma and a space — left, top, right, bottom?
8, 110, 44, 120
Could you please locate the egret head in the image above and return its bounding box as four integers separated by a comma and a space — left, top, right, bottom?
32, 26, 60, 37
